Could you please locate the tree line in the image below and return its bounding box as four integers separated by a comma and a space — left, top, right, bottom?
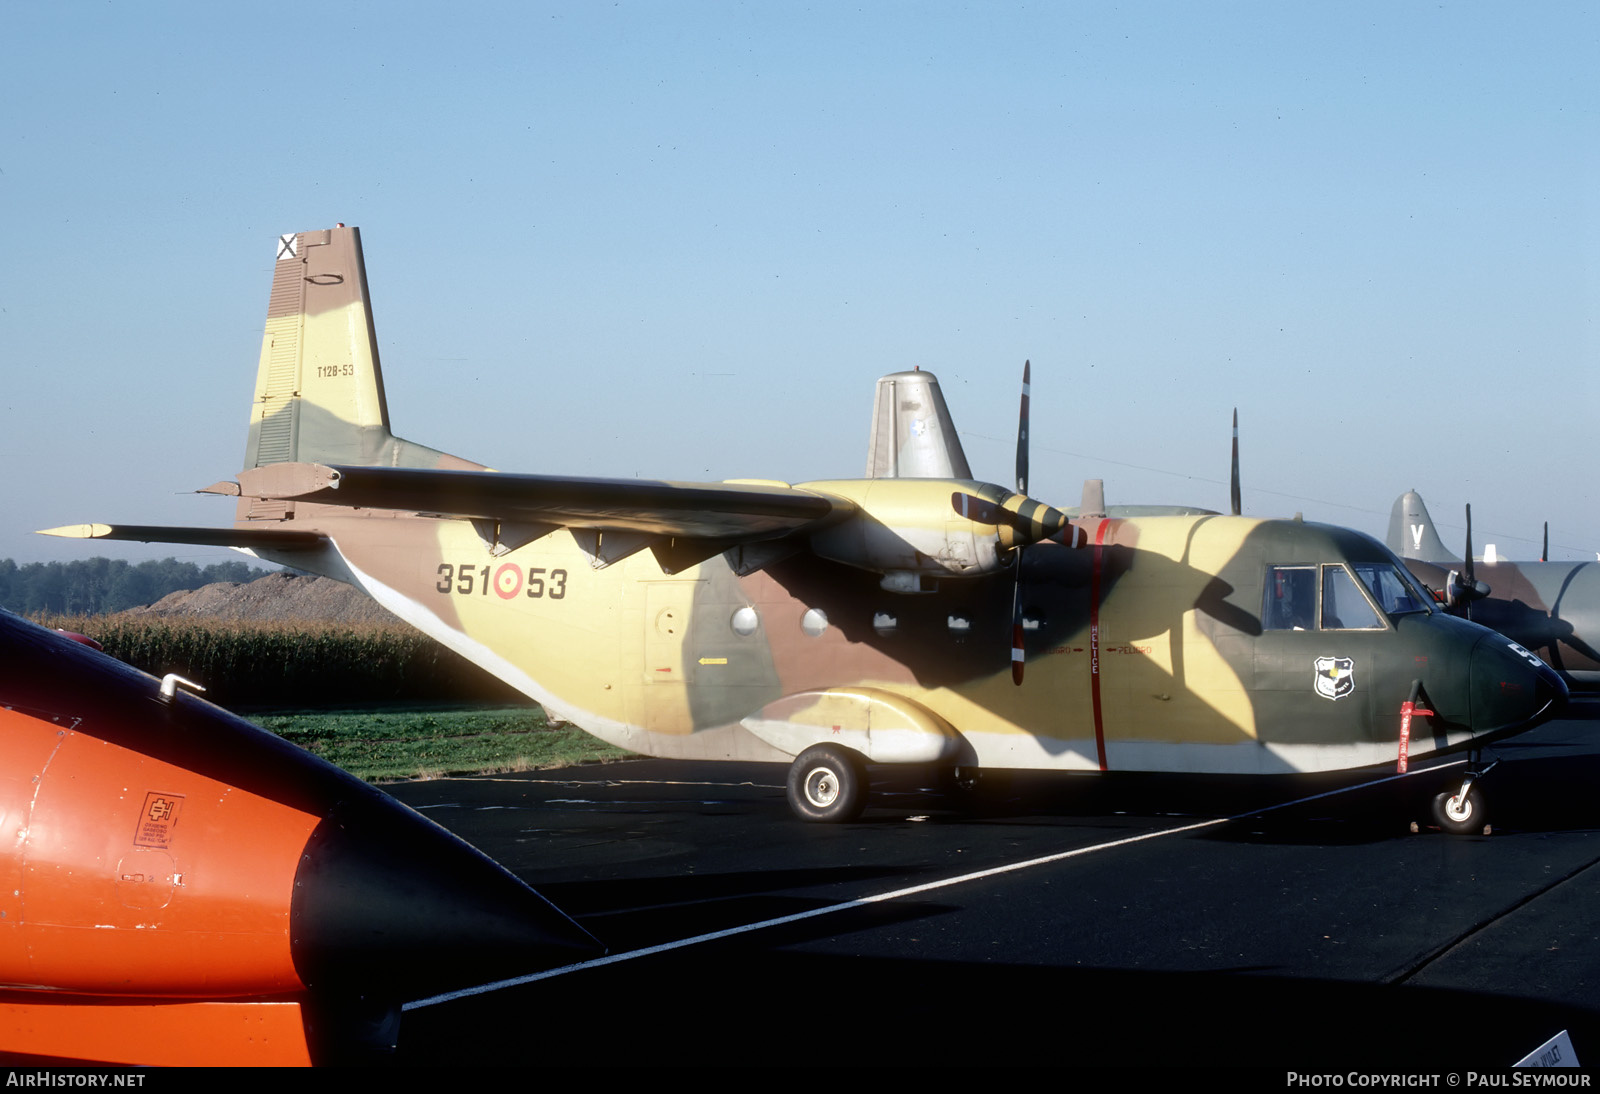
0, 557, 268, 616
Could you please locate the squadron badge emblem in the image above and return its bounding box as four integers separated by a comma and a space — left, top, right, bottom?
1313, 656, 1355, 701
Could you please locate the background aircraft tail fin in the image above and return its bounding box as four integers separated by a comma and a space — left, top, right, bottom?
864, 370, 973, 479
1387, 489, 1459, 562
244, 226, 481, 472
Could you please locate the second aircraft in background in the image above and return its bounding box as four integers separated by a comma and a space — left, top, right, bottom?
1388, 489, 1600, 690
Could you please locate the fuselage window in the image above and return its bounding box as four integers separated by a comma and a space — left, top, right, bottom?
800, 608, 829, 637
1321, 565, 1383, 630
731, 606, 760, 636
1262, 566, 1316, 630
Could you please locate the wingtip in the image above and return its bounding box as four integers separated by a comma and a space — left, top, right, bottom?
37, 523, 111, 540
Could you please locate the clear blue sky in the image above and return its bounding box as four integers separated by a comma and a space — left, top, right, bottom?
3, 1, 1595, 567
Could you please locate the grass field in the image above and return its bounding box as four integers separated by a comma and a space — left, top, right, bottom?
26, 614, 628, 782
248, 704, 631, 782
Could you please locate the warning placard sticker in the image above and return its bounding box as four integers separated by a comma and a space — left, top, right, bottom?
135, 792, 185, 848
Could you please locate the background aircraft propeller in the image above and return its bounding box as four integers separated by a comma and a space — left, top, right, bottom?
1230, 408, 1242, 517
1448, 503, 1492, 608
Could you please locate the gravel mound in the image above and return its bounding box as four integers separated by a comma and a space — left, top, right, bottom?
127, 571, 401, 625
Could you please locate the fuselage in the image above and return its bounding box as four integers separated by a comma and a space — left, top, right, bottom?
258, 502, 1565, 778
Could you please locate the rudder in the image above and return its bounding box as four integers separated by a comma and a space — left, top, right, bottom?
245, 227, 478, 472
1386, 489, 1459, 563
863, 370, 972, 479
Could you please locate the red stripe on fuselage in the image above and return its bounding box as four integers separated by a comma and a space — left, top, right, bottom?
1090, 520, 1110, 770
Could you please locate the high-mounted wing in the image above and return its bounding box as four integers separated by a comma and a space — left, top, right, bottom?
222, 462, 852, 540
36, 226, 1040, 586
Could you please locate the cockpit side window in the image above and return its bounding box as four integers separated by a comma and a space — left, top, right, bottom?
1353, 562, 1431, 616
1321, 565, 1383, 629
1262, 566, 1316, 630
1264, 564, 1389, 630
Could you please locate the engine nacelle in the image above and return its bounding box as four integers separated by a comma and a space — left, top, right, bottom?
799, 478, 1066, 592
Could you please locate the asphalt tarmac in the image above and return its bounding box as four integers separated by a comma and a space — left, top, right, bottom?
390, 700, 1600, 1069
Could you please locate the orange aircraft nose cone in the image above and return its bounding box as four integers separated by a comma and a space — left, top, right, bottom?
0, 612, 599, 1008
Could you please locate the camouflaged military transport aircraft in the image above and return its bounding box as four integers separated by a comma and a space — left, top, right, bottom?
44, 226, 1567, 832
1389, 490, 1600, 690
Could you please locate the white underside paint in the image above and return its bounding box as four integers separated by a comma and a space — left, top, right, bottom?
740, 719, 959, 764
951, 728, 1480, 775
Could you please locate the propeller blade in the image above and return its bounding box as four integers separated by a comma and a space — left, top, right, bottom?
1016, 360, 1030, 496
1464, 504, 1475, 587
1230, 408, 1241, 517
1543, 521, 1549, 563
952, 491, 1002, 525
1010, 569, 1025, 686
950, 490, 1068, 548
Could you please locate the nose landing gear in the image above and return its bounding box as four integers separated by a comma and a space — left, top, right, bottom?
1428, 757, 1498, 836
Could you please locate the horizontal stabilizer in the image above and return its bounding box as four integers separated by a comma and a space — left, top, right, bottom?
38, 523, 328, 551
234, 463, 854, 541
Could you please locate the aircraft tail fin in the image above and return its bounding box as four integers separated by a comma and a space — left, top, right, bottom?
1387, 490, 1459, 562
864, 371, 973, 480
245, 227, 481, 473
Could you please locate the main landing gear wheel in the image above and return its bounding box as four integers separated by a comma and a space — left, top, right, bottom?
1431, 786, 1488, 836
787, 745, 867, 823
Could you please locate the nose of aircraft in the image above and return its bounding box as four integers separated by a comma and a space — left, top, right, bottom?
289, 795, 601, 1001
1469, 633, 1568, 739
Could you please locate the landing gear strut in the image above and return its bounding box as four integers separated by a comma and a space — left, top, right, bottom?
1429, 756, 1498, 835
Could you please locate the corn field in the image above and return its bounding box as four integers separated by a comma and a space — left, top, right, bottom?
32, 614, 522, 707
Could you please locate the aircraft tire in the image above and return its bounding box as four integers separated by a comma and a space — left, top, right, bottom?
788, 745, 867, 823
1431, 787, 1487, 835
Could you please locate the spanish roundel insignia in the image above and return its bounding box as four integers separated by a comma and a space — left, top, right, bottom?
1313, 656, 1355, 701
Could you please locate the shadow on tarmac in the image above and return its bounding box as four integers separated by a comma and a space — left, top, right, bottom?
398, 947, 1597, 1068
